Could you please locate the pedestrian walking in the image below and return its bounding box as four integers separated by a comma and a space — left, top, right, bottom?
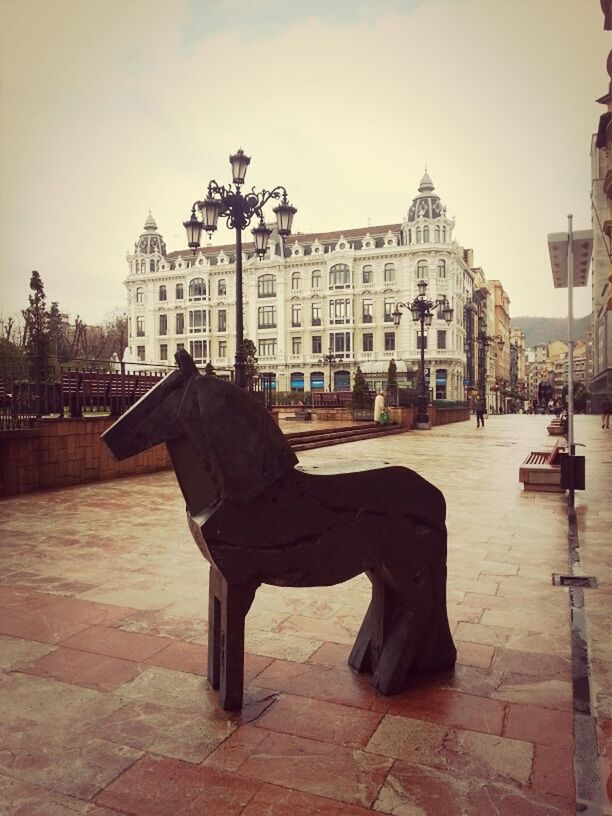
374, 390, 386, 424
602, 395, 611, 429
475, 396, 486, 428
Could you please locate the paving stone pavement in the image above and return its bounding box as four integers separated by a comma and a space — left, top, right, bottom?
0, 414, 610, 815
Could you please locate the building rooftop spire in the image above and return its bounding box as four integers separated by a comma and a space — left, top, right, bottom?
418, 171, 435, 193
144, 211, 158, 232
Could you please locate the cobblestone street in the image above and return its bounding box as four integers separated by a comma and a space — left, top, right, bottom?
0, 414, 610, 815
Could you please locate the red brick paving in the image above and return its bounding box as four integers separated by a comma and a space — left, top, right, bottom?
96, 755, 261, 815
254, 693, 382, 746
22, 645, 144, 691
254, 658, 379, 709
206, 726, 392, 807
2, 415, 610, 813
59, 624, 172, 661
0, 608, 91, 644
384, 687, 506, 735
242, 784, 376, 815
531, 744, 576, 800
503, 702, 574, 747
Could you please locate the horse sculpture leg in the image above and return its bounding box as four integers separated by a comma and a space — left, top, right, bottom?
207, 565, 259, 711
349, 527, 456, 694
348, 568, 394, 675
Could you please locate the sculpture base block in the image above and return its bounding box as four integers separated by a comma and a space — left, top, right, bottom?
414, 422, 432, 430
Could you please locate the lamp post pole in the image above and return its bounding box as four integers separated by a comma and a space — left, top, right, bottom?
184, 149, 296, 388
417, 311, 427, 423
393, 280, 454, 429
547, 220, 592, 509
318, 347, 337, 392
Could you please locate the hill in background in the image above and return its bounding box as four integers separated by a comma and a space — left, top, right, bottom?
511, 315, 590, 348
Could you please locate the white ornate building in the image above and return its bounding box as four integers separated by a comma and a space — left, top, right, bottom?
124, 174, 478, 399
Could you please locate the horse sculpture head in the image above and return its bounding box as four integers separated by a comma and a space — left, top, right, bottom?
102, 350, 298, 512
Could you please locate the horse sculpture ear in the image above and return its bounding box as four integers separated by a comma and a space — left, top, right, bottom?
175, 348, 199, 380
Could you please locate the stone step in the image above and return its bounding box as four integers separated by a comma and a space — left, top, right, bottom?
285, 422, 380, 441
288, 424, 405, 451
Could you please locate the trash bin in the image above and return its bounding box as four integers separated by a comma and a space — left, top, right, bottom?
559, 454, 585, 490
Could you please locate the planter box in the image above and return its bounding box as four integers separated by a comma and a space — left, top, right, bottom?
353, 408, 374, 421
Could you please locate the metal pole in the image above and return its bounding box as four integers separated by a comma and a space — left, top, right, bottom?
417, 313, 428, 424
234, 225, 246, 388
567, 214, 575, 508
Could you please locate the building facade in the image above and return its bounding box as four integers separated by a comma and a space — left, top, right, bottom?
488, 280, 511, 410
590, 2, 612, 408
124, 175, 480, 400
510, 327, 527, 399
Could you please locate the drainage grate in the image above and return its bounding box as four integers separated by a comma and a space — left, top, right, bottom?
552, 574, 598, 589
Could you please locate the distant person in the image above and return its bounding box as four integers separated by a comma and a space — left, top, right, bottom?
602, 395, 611, 429
374, 391, 386, 424
475, 397, 486, 428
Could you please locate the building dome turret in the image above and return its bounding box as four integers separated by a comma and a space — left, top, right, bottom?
407, 172, 446, 222
135, 211, 166, 255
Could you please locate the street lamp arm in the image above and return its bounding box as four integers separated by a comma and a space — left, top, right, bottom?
256, 185, 290, 210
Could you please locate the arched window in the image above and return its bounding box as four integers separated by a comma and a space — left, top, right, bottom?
310, 371, 324, 391
417, 260, 428, 280
334, 370, 350, 390
135, 287, 144, 304
416, 227, 422, 243
423, 226, 430, 243
435, 369, 447, 400
189, 277, 206, 299
384, 263, 395, 284
150, 259, 155, 272
329, 263, 350, 288
260, 372, 276, 391
291, 271, 301, 291
437, 260, 446, 278
218, 279, 226, 297
175, 283, 184, 300
407, 229, 412, 244
140, 260, 146, 273
362, 265, 373, 284
290, 372, 305, 392
442, 226, 447, 242
311, 270, 321, 289
159, 285, 167, 301
434, 226, 440, 242
258, 274, 276, 297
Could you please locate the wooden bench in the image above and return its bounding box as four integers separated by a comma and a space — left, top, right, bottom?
519, 440, 564, 492
547, 417, 567, 436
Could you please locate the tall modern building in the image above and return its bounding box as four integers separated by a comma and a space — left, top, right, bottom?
124, 174, 479, 399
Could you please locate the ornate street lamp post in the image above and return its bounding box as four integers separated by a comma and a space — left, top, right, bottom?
393, 280, 453, 428
184, 149, 296, 388
318, 346, 338, 392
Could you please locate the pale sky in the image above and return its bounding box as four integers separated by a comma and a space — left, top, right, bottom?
0, 0, 608, 324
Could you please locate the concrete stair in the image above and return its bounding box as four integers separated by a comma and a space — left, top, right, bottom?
286, 422, 406, 451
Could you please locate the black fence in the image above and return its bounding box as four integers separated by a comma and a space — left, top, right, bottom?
1, 362, 433, 430
0, 361, 173, 430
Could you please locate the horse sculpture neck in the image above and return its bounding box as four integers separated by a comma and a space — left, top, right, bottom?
166, 434, 220, 517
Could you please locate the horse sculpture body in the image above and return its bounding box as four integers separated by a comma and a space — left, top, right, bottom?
102, 350, 456, 709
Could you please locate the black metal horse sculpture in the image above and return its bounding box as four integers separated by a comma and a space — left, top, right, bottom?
102, 350, 456, 709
